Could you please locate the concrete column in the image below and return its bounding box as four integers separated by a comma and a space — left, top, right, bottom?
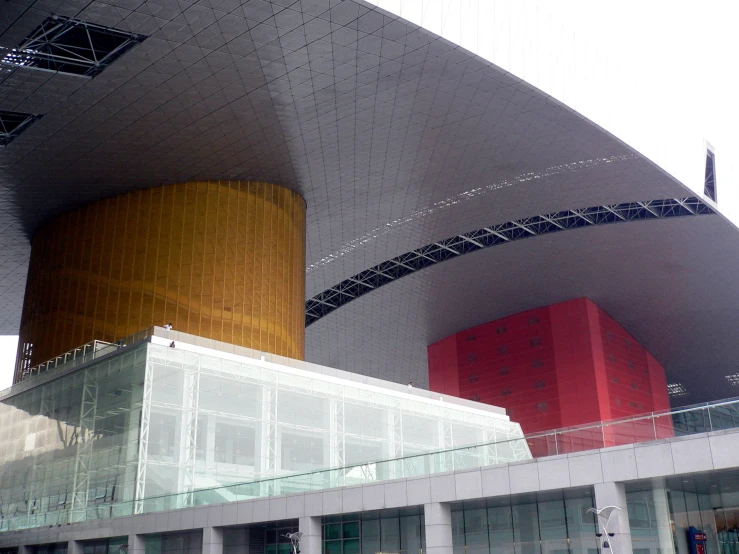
594, 482, 633, 554
300, 516, 322, 554
652, 484, 676, 554
127, 533, 146, 554
68, 540, 84, 554
18, 546, 32, 554
424, 503, 453, 554
202, 527, 224, 554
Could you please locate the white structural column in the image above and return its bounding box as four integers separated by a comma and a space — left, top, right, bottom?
424, 503, 453, 554
652, 483, 677, 554
594, 482, 633, 554
202, 527, 224, 554
300, 516, 322, 554
128, 534, 146, 554
68, 540, 84, 554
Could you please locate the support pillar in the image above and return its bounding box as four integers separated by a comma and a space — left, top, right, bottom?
202, 527, 224, 554
18, 546, 32, 554
424, 503, 453, 554
300, 516, 322, 554
594, 482, 633, 554
652, 482, 676, 554
68, 540, 84, 554
127, 533, 146, 554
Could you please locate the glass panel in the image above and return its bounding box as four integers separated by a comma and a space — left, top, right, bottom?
564, 497, 599, 554
400, 515, 422, 554
627, 490, 664, 554
488, 506, 515, 554
325, 523, 341, 541
325, 541, 342, 554
537, 500, 568, 554
464, 508, 490, 554
343, 539, 360, 554
343, 521, 360, 539
362, 518, 381, 554
452, 510, 466, 554
512, 504, 541, 554
381, 517, 400, 553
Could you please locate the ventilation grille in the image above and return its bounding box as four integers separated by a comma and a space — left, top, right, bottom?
0, 110, 41, 146
2, 15, 145, 78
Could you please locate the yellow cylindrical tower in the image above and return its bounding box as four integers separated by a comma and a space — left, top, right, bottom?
15, 181, 306, 381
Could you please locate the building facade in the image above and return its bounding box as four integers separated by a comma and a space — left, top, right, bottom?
428, 299, 672, 443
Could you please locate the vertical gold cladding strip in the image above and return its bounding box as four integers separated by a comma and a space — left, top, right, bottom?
94, 199, 111, 342
100, 197, 116, 338
248, 182, 258, 353
137, 188, 154, 332
149, 186, 164, 328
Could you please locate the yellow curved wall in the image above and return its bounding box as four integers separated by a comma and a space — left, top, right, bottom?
16, 181, 306, 380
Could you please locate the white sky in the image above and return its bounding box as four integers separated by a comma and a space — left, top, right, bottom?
0, 0, 737, 387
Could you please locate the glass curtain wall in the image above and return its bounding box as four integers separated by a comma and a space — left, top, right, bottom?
0, 345, 147, 531
141, 343, 527, 509
323, 509, 425, 554
223, 520, 298, 554
30, 544, 68, 554
143, 530, 203, 554
715, 507, 739, 554
627, 486, 737, 554
451, 494, 600, 554
78, 537, 128, 554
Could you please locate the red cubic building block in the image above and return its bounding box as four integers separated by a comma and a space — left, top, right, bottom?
428, 298, 673, 454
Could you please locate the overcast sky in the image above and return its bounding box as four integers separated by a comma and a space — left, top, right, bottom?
0, 0, 736, 389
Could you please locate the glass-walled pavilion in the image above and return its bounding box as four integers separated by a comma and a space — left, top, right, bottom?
0, 331, 529, 531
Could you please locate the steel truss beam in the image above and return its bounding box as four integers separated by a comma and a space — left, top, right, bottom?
0, 110, 42, 147
70, 370, 98, 522
134, 360, 154, 515
0, 15, 145, 78
305, 197, 714, 325
180, 367, 200, 508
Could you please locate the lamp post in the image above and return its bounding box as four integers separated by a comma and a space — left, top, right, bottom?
588, 506, 621, 554
284, 531, 304, 554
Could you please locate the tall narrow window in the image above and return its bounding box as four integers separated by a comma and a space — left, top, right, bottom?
704, 150, 717, 202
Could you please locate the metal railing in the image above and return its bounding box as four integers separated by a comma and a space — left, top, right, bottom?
1, 395, 738, 532
14, 328, 158, 388
20, 340, 118, 382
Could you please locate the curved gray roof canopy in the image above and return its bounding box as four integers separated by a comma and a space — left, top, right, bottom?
1, 0, 738, 405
